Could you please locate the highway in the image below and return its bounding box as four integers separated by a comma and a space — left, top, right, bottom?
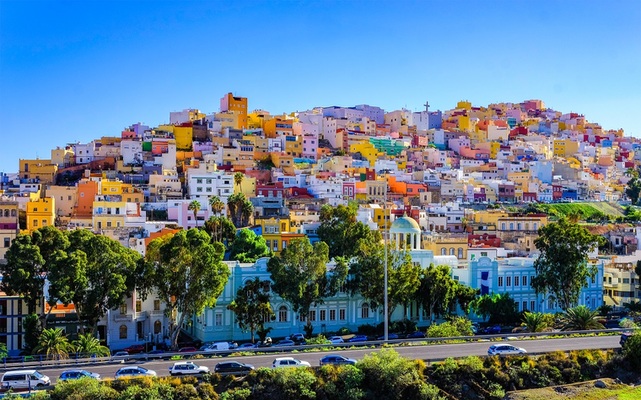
18, 335, 620, 384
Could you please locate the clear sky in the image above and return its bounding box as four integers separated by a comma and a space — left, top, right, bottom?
1, 0, 640, 174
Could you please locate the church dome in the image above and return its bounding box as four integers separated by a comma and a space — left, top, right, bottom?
390, 215, 420, 233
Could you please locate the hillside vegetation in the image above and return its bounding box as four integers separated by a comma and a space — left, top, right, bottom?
530, 202, 625, 219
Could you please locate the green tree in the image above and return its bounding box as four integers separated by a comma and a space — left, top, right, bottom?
1, 234, 46, 315
267, 237, 346, 336
188, 200, 202, 228
204, 215, 237, 244
623, 301, 641, 313
23, 314, 41, 354
560, 305, 604, 331
234, 172, 244, 191
415, 264, 461, 323
532, 218, 604, 310
227, 278, 274, 343
227, 193, 253, 227
626, 177, 641, 205
64, 229, 142, 332
317, 203, 379, 259
146, 229, 230, 348
72, 333, 110, 357
208, 195, 225, 216
228, 229, 271, 262
470, 293, 520, 324
521, 312, 549, 333
622, 330, 641, 369
33, 328, 72, 359
348, 240, 419, 319
455, 284, 478, 314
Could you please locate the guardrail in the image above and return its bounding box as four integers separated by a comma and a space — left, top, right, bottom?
0, 328, 630, 372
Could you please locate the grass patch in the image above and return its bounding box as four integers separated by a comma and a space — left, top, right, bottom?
505, 379, 641, 400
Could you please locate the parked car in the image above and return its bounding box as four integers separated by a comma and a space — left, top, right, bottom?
114, 366, 157, 379
407, 331, 426, 339
482, 325, 502, 334
178, 346, 198, 353
123, 344, 145, 354
328, 336, 344, 344
348, 335, 368, 343
168, 361, 209, 376
288, 333, 306, 342
237, 342, 258, 350
319, 354, 357, 366
202, 342, 230, 352
275, 339, 296, 347
272, 357, 311, 368
214, 361, 255, 375
487, 344, 527, 356
111, 351, 130, 362
1, 370, 50, 390
377, 333, 399, 340
59, 369, 100, 381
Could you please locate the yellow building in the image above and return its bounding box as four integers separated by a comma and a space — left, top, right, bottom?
50, 147, 74, 167
254, 217, 305, 256
370, 204, 391, 230
603, 259, 638, 307
92, 200, 127, 231
271, 152, 294, 174
263, 116, 294, 138
19, 159, 58, 185
46, 185, 78, 218
220, 93, 248, 129
456, 100, 472, 110
26, 197, 56, 232
284, 136, 302, 158
458, 115, 472, 132
247, 110, 271, 129
173, 125, 194, 151
349, 141, 383, 167
553, 139, 579, 158
423, 233, 468, 260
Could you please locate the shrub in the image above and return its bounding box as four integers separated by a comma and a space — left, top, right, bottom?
220, 388, 251, 400
357, 324, 377, 336
197, 382, 219, 400
249, 366, 318, 400
306, 334, 330, 345
51, 378, 118, 400
316, 365, 364, 400
622, 330, 641, 369
336, 327, 351, 335
174, 384, 199, 400
426, 317, 473, 338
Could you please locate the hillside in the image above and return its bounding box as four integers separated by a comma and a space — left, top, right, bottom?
532, 202, 626, 219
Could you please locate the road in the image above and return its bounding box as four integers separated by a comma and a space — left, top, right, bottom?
14, 335, 622, 384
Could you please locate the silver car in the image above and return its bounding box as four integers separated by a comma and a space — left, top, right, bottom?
487, 344, 527, 356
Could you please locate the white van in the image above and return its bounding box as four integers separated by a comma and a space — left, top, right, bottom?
1, 369, 51, 390
203, 342, 230, 352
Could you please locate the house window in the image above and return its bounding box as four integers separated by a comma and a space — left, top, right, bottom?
215, 313, 223, 326
154, 320, 161, 334
135, 300, 142, 313
329, 309, 336, 321
278, 306, 288, 322
320, 310, 326, 321
120, 304, 127, 314
3, 238, 9, 248
339, 308, 346, 321
449, 248, 455, 255
457, 248, 463, 259
522, 276, 528, 286
522, 301, 527, 311
119, 325, 127, 339
361, 303, 370, 319
498, 277, 503, 287
506, 276, 512, 287
153, 300, 160, 311
515, 276, 520, 286
441, 248, 447, 255
530, 300, 535, 311
309, 310, 316, 321
33, 220, 38, 227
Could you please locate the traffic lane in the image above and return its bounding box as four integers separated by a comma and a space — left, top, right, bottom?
38, 335, 621, 383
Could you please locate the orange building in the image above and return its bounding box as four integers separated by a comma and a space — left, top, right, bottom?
220, 92, 248, 129
75, 180, 99, 218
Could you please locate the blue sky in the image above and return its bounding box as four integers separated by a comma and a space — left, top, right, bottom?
1, 0, 640, 173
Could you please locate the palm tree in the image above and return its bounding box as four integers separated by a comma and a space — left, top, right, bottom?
73, 333, 110, 357
623, 301, 641, 313
208, 195, 225, 216
188, 200, 202, 228
234, 172, 244, 192
33, 328, 72, 359
521, 311, 548, 333
560, 305, 604, 331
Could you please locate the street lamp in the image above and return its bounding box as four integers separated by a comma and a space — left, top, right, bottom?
383, 182, 389, 342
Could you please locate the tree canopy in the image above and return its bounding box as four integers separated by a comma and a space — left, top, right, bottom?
146, 229, 230, 348
532, 218, 605, 310
317, 203, 379, 259
227, 277, 274, 343
471, 293, 520, 324
267, 237, 346, 335
227, 193, 253, 228
415, 264, 473, 323
203, 215, 236, 244
227, 228, 271, 263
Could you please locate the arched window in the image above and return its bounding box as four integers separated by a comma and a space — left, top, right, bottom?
441, 248, 447, 255
278, 306, 288, 322
10, 209, 16, 217
449, 248, 455, 256
457, 248, 463, 259
154, 320, 161, 334
361, 303, 370, 319
119, 325, 127, 339
3, 210, 8, 217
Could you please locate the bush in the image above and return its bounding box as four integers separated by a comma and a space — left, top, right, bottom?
174, 384, 199, 400
197, 382, 219, 400
316, 365, 364, 400
357, 324, 377, 336
220, 388, 251, 400
50, 378, 118, 400
426, 317, 473, 338
249, 367, 318, 400
336, 327, 351, 336
622, 330, 641, 369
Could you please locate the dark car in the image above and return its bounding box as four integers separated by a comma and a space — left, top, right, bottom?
59, 369, 100, 381
236, 343, 258, 350
275, 339, 296, 347
377, 333, 399, 340
407, 331, 426, 339
178, 346, 198, 353
482, 325, 502, 334
348, 335, 368, 343
214, 361, 255, 375
123, 344, 145, 354
319, 354, 357, 366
